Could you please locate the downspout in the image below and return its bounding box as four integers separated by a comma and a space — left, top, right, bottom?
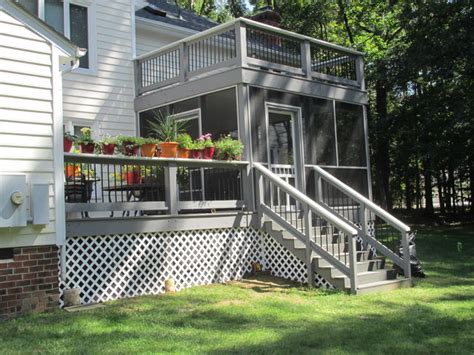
53, 47, 86, 282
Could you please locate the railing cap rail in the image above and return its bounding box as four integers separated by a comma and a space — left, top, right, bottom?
253, 163, 359, 236
310, 165, 410, 233
134, 17, 364, 62
64, 153, 249, 168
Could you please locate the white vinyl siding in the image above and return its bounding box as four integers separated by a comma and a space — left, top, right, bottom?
136, 25, 190, 56
62, 0, 135, 137
0, 10, 56, 248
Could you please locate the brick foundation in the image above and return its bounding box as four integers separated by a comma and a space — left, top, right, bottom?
0, 246, 59, 320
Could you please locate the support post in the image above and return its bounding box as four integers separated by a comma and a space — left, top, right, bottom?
304, 205, 315, 287
355, 56, 365, 91
236, 84, 255, 212
348, 234, 358, 294
401, 231, 412, 279
314, 172, 323, 204
134, 59, 142, 96
236, 20, 247, 67
165, 162, 178, 215
301, 40, 312, 79
255, 171, 264, 226
179, 42, 188, 83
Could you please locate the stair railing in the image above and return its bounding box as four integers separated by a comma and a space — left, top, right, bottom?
254, 163, 360, 293
309, 165, 411, 279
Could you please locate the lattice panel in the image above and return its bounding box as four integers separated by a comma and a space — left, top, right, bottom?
261, 233, 334, 289
64, 228, 262, 304
61, 227, 334, 306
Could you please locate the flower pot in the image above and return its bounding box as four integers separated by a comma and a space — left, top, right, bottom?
125, 170, 141, 185
160, 142, 178, 158
64, 138, 73, 153
80, 143, 95, 154
65, 165, 80, 178
122, 143, 139, 156
141, 143, 157, 158
190, 149, 203, 159
101, 143, 116, 155
177, 148, 189, 158
202, 147, 215, 160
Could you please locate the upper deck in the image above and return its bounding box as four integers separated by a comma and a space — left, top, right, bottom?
134, 18, 366, 112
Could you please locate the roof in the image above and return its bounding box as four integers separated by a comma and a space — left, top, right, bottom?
0, 0, 83, 59
136, 0, 217, 32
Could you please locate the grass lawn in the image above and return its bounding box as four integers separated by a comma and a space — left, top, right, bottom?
1, 224, 473, 354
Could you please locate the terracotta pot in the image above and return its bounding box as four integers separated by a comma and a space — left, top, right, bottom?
202, 147, 215, 160
122, 143, 139, 156
65, 165, 80, 178
64, 138, 73, 152
80, 143, 95, 154
101, 143, 116, 155
190, 149, 203, 159
177, 148, 189, 158
141, 143, 157, 158
125, 170, 141, 185
160, 142, 178, 158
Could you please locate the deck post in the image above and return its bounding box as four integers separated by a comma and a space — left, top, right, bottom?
355, 56, 365, 91
348, 233, 359, 294
304, 205, 315, 287
402, 231, 412, 279
301, 40, 312, 79
165, 162, 178, 215
237, 84, 255, 212
134, 59, 142, 96
236, 20, 247, 67
179, 42, 188, 83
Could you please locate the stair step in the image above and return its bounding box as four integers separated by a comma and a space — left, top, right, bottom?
357, 269, 397, 284
356, 279, 412, 295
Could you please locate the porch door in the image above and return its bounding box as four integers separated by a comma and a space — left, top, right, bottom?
265, 103, 305, 203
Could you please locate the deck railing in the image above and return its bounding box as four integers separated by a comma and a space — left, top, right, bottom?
64, 153, 248, 219
135, 18, 365, 95
309, 165, 412, 279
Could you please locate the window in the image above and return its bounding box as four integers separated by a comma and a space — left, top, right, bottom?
16, 0, 94, 70
69, 4, 89, 69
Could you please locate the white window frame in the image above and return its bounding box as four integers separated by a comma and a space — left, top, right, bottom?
17, 0, 97, 74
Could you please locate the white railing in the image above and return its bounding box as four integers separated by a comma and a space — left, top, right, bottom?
254, 163, 360, 293
134, 18, 365, 95
310, 165, 411, 279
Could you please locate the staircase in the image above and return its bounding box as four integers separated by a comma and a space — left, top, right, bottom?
254, 163, 412, 295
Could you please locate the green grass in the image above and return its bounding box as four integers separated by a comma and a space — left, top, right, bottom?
1, 224, 473, 354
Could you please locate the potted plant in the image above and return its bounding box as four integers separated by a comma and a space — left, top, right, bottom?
97, 135, 117, 155
176, 133, 193, 158
64, 131, 76, 153
147, 111, 187, 158
75, 127, 95, 154
189, 139, 204, 159
198, 133, 214, 159
117, 135, 142, 156
123, 165, 142, 185
214, 135, 244, 160
141, 137, 159, 158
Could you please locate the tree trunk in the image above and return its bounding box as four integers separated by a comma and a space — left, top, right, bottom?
423, 159, 434, 215
437, 174, 445, 214
470, 164, 474, 215
448, 167, 456, 214
442, 170, 451, 212
374, 76, 392, 210
405, 174, 412, 211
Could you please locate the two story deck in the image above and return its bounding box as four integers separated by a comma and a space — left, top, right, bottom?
62, 19, 412, 305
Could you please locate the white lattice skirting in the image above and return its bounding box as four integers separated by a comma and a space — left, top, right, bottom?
62, 227, 332, 306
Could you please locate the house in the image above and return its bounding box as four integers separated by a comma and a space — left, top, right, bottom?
0, 0, 83, 317
1, 0, 413, 318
